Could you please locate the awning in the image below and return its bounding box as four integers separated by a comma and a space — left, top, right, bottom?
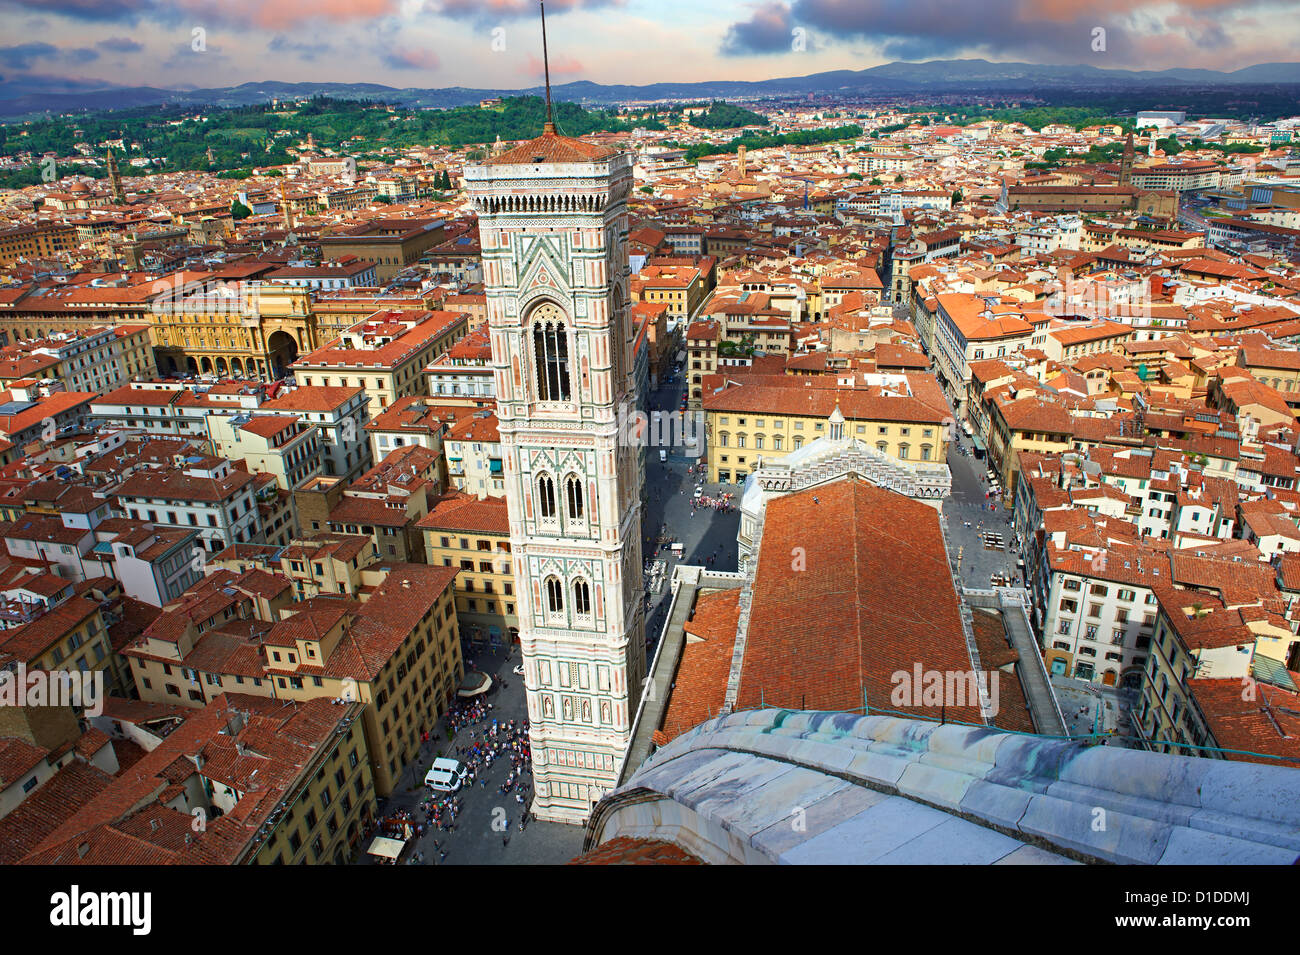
367, 836, 405, 859
971, 435, 987, 451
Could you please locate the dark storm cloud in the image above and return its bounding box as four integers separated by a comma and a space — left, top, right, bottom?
0, 0, 154, 21
433, 0, 621, 23
0, 0, 406, 31
720, 1, 795, 56
0, 42, 58, 70
268, 34, 335, 61
96, 36, 145, 53
801, 0, 1109, 60
718, 0, 1264, 64
0, 41, 101, 71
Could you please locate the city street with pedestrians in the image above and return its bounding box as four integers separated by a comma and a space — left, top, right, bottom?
942, 422, 1023, 592
359, 647, 584, 865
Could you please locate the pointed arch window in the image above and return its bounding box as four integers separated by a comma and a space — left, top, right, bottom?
537, 474, 556, 520
564, 474, 584, 523
531, 303, 571, 401
545, 577, 564, 616
572, 579, 592, 618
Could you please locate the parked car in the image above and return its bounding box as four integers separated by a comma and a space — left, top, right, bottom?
424, 757, 469, 792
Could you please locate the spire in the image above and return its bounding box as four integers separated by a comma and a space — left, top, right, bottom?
106, 147, 124, 204
1119, 130, 1134, 187
279, 176, 294, 232
540, 0, 554, 134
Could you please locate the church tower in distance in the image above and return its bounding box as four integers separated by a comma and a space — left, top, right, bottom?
1119, 130, 1135, 187
464, 114, 645, 823
106, 148, 125, 204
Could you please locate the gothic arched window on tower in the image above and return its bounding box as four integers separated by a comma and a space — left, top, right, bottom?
564, 474, 584, 524
545, 576, 564, 616
572, 578, 592, 618
531, 304, 571, 402
537, 474, 557, 520
609, 286, 625, 394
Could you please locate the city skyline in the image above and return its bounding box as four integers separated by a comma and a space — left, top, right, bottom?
0, 0, 1298, 883
1, 0, 1298, 96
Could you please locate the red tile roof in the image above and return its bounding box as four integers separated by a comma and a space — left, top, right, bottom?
0, 760, 113, 864
487, 129, 619, 166
570, 836, 704, 865
653, 589, 739, 746
738, 477, 982, 722
417, 491, 510, 535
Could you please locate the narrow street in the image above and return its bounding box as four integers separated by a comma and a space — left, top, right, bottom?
641, 367, 740, 656
941, 424, 1022, 591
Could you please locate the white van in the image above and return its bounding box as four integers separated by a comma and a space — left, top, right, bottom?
424, 757, 469, 792
659, 449, 668, 463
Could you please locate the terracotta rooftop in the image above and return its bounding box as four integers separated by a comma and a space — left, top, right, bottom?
569, 836, 703, 865
486, 128, 619, 166
738, 477, 981, 722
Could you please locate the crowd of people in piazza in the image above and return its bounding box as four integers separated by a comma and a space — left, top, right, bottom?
444, 700, 536, 838
691, 493, 735, 513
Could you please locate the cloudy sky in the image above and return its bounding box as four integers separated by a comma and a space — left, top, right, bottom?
0, 0, 1294, 92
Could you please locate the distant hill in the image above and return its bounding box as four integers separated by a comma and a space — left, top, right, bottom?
3, 59, 1300, 120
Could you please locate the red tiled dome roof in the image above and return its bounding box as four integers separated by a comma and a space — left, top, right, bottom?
486, 126, 619, 165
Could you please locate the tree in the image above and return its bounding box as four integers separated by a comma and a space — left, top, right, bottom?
848, 172, 863, 180
639, 185, 654, 194
870, 177, 883, 186
230, 200, 252, 220
894, 174, 903, 183
690, 101, 768, 130
951, 189, 963, 205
